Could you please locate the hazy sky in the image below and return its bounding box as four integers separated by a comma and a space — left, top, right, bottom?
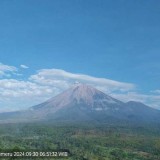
0, 0, 160, 111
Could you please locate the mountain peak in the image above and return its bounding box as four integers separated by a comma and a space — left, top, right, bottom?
72, 82, 91, 89
32, 84, 123, 111
71, 83, 98, 96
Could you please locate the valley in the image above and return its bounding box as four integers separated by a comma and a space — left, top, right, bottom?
0, 122, 160, 160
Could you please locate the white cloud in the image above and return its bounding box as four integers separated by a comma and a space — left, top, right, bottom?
0, 63, 17, 77
0, 79, 57, 111
20, 64, 29, 69
151, 90, 160, 94
30, 69, 135, 93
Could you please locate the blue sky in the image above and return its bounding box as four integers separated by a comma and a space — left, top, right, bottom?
0, 0, 160, 111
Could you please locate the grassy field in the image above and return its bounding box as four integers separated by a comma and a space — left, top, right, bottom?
0, 122, 160, 160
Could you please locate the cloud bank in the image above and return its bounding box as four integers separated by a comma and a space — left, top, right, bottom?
30, 69, 135, 93
0, 63, 17, 77
0, 63, 159, 112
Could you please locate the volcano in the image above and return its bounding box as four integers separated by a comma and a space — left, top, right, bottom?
29, 84, 160, 123
0, 83, 160, 123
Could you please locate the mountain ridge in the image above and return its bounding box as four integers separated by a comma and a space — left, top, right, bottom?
0, 83, 160, 124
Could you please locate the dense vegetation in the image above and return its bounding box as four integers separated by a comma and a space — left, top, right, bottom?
0, 122, 160, 160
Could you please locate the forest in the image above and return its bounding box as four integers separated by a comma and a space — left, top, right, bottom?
0, 122, 160, 160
